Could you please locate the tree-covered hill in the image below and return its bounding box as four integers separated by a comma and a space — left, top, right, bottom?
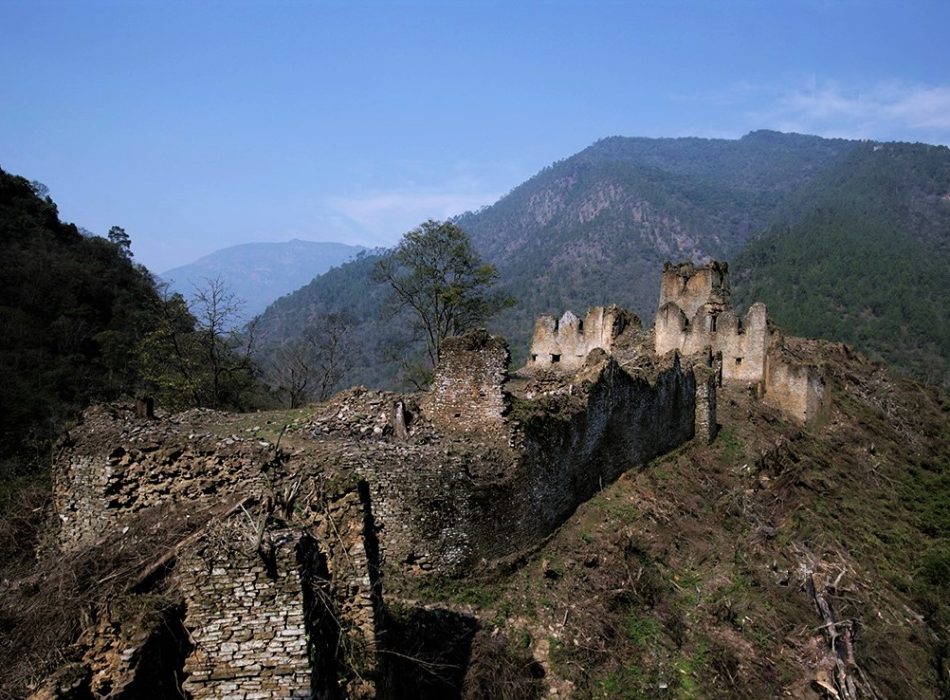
253, 131, 949, 389
252, 251, 416, 391
733, 141, 950, 387
0, 169, 163, 480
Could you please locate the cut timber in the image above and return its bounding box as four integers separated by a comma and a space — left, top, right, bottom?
130, 496, 253, 591
805, 570, 878, 700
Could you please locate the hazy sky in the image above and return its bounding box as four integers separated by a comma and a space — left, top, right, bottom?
2, 0, 949, 272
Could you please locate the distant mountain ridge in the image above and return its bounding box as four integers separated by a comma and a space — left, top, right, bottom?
454, 130, 857, 344
161, 239, 365, 319
252, 131, 950, 389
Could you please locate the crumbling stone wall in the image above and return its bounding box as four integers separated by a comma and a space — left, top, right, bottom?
693, 363, 719, 444
366, 348, 702, 574
657, 302, 769, 384
765, 357, 828, 424
654, 260, 825, 423
308, 485, 381, 694
426, 329, 510, 435
528, 305, 638, 370
53, 406, 270, 550
177, 525, 313, 699
659, 260, 730, 321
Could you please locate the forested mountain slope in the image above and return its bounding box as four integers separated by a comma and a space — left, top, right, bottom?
252, 251, 413, 390
254, 131, 949, 389
455, 131, 856, 352
733, 141, 950, 386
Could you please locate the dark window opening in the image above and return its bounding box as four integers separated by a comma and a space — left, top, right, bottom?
710, 315, 717, 332
735, 357, 743, 365
531, 354, 537, 362
553, 319, 559, 332
578, 319, 584, 332
551, 354, 561, 363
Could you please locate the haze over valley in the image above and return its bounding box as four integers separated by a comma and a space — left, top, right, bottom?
2, 3, 949, 699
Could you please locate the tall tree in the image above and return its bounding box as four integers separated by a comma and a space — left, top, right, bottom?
138, 278, 260, 410
373, 220, 512, 373
107, 225, 132, 258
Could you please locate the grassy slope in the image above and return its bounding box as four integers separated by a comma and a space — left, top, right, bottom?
397, 341, 950, 698
5, 342, 946, 698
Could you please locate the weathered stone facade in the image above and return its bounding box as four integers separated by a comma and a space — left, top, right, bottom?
693, 362, 719, 444
764, 352, 828, 424
363, 347, 705, 574
654, 260, 826, 423
178, 527, 312, 699
656, 301, 769, 384
527, 305, 639, 371
53, 406, 270, 550
659, 260, 730, 321
425, 329, 510, 434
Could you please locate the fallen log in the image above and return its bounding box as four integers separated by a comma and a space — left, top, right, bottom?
130, 496, 254, 591
805, 569, 878, 700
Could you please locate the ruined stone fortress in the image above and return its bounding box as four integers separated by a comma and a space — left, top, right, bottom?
529, 260, 826, 424
46, 261, 825, 699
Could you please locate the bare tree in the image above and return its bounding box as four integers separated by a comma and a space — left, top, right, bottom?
267, 313, 352, 407
138, 277, 259, 410
190, 277, 258, 407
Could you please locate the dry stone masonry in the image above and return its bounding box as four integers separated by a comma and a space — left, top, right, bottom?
46, 259, 832, 697
654, 261, 828, 423
425, 329, 510, 434
54, 405, 272, 550
177, 526, 312, 699
527, 305, 638, 371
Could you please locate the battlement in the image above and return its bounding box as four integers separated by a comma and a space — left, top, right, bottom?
656, 300, 769, 383
527, 305, 639, 371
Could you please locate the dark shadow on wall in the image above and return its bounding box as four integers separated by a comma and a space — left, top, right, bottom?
298, 535, 344, 700
377, 606, 478, 700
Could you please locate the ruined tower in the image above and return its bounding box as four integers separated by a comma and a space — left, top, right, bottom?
654, 260, 826, 423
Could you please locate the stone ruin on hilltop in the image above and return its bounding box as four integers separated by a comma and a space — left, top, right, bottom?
527, 260, 828, 424
42, 260, 826, 699
653, 261, 827, 423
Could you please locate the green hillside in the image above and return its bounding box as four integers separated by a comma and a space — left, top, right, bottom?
254, 132, 949, 389
733, 142, 950, 387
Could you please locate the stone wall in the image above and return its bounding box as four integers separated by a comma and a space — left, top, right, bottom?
656, 301, 769, 385
53, 406, 269, 550
654, 260, 826, 424
659, 260, 730, 321
366, 349, 704, 574
426, 329, 510, 435
693, 363, 718, 444
764, 357, 828, 424
527, 305, 639, 371
177, 525, 313, 699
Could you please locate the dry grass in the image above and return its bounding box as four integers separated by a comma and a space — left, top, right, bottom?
0, 500, 211, 699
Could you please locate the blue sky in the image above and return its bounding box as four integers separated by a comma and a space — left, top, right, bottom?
2, 0, 949, 272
